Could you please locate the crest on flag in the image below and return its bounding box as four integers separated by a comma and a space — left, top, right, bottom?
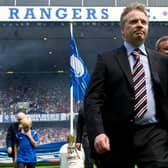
70, 55, 85, 78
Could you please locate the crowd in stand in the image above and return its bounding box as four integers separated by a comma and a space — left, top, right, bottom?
36, 127, 70, 145
0, 73, 76, 148
0, 73, 70, 114
0, 126, 72, 147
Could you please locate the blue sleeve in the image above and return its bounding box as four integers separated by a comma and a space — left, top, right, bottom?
15, 132, 20, 145
31, 130, 39, 142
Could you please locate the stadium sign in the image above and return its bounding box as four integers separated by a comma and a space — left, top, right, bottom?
1, 113, 69, 123
0, 6, 167, 21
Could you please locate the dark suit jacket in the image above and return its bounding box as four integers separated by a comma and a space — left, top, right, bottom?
6, 122, 19, 158
84, 45, 168, 162
76, 108, 87, 143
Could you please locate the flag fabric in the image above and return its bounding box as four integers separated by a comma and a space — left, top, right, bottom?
70, 33, 90, 102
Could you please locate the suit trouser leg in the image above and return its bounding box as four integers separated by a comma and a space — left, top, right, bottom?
134, 124, 168, 168
83, 137, 94, 168
93, 151, 134, 168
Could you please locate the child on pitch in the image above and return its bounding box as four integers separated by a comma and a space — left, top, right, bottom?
14, 115, 39, 168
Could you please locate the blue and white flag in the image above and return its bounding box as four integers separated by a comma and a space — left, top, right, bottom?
70, 33, 90, 102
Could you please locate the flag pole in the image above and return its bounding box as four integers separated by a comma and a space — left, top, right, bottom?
70, 86, 74, 135
69, 21, 90, 142
70, 22, 74, 136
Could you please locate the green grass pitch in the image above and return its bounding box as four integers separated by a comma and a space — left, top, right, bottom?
0, 162, 59, 168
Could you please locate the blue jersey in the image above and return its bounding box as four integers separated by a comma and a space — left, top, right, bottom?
16, 130, 39, 163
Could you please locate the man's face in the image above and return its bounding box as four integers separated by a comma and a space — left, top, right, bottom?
159, 40, 168, 55
17, 112, 26, 124
121, 10, 149, 46
17, 117, 24, 124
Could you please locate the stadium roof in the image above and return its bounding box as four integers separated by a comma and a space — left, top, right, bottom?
0, 22, 167, 73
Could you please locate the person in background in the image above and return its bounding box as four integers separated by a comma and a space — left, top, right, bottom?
6, 112, 26, 167
76, 108, 95, 168
155, 35, 168, 55
84, 2, 168, 168
14, 116, 39, 168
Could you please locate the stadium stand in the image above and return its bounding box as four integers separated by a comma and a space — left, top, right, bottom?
0, 74, 69, 115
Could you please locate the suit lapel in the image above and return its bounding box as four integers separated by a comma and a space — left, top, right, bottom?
146, 49, 160, 84
146, 49, 167, 96
148, 49, 168, 100
115, 46, 134, 89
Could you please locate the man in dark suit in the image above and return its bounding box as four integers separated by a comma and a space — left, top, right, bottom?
6, 112, 26, 167
76, 108, 95, 168
84, 2, 168, 168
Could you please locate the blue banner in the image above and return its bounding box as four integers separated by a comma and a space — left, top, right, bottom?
0, 141, 67, 163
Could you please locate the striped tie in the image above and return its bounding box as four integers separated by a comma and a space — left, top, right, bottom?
132, 48, 147, 118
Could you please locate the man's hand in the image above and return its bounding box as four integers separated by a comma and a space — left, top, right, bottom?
94, 133, 110, 154
75, 143, 81, 150
7, 147, 12, 154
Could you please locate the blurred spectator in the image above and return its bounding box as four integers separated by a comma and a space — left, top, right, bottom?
6, 112, 26, 167
155, 35, 168, 55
